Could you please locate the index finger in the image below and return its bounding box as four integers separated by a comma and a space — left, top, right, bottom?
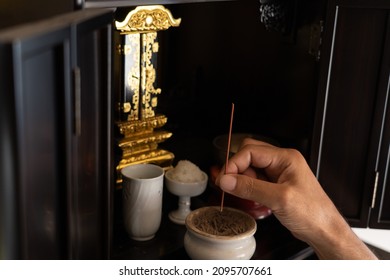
239, 138, 275, 149
225, 144, 293, 183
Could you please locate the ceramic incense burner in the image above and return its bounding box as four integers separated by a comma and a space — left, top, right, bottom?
184, 206, 257, 260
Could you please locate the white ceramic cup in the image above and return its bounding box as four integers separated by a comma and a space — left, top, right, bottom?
121, 164, 164, 241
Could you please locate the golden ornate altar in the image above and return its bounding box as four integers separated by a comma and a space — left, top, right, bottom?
114, 5, 181, 186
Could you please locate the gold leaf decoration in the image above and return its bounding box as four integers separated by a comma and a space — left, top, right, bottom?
115, 5, 181, 34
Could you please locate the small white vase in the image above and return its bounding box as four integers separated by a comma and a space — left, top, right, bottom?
184, 206, 257, 260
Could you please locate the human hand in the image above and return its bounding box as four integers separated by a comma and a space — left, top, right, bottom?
215, 138, 377, 259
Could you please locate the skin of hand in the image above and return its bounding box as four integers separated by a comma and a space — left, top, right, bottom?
215, 138, 377, 260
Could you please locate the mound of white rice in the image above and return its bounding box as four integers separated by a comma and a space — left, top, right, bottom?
169, 160, 205, 183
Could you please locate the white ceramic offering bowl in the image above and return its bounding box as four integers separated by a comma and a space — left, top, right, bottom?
165, 169, 208, 197
184, 206, 257, 260
165, 169, 208, 224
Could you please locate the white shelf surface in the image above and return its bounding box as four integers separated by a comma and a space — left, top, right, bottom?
352, 227, 390, 253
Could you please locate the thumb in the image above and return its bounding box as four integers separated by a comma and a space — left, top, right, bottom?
219, 174, 278, 209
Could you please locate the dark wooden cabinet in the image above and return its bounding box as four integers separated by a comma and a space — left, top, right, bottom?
0, 8, 113, 259
311, 0, 390, 229
4, 0, 388, 259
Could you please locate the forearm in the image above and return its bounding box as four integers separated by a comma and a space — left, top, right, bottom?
308, 218, 377, 260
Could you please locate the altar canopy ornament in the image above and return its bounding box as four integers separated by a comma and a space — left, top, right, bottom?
115, 5, 181, 34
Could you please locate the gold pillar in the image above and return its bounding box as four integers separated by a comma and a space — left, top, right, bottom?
114, 5, 181, 186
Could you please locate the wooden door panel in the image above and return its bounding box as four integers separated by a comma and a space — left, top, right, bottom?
0, 8, 113, 259
313, 5, 388, 227
70, 11, 112, 259
370, 14, 390, 227
6, 29, 72, 259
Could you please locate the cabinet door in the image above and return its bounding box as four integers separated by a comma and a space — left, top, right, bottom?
370, 15, 390, 228
70, 10, 113, 259
0, 9, 113, 259
311, 1, 390, 228
0, 21, 73, 259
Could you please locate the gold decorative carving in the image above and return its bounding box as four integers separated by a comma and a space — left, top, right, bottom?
125, 33, 141, 120
123, 102, 131, 113
120, 32, 161, 120
115, 5, 181, 34
116, 44, 132, 55
118, 149, 174, 169
121, 143, 159, 158
141, 32, 161, 119
118, 130, 173, 149
116, 115, 168, 136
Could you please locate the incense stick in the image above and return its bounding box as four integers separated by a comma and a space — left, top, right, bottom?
220, 103, 235, 212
